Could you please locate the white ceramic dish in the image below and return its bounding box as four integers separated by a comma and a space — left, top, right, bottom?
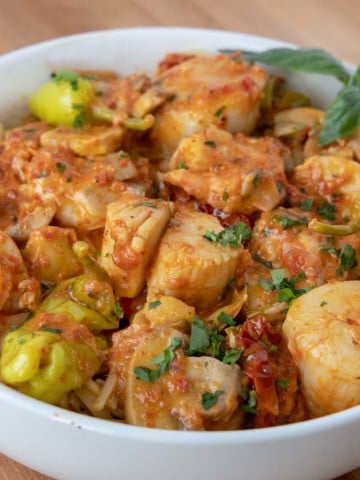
0, 27, 359, 480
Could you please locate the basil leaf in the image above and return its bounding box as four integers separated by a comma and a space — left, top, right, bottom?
236, 48, 350, 85
318, 86, 360, 146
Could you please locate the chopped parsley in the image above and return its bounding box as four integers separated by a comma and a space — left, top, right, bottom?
204, 140, 217, 148
203, 222, 251, 247
39, 326, 63, 335
241, 389, 257, 414
259, 269, 310, 304
177, 161, 188, 169
222, 189, 229, 201
134, 337, 182, 383
320, 300, 328, 307
217, 311, 236, 326
273, 214, 308, 229
202, 390, 224, 410
275, 378, 289, 388
113, 302, 124, 319
187, 316, 224, 359
118, 150, 128, 159
222, 348, 242, 365
251, 253, 273, 269
52, 70, 80, 90
300, 198, 314, 211
72, 104, 86, 128
148, 300, 161, 310
336, 244, 358, 276
143, 201, 157, 208
214, 105, 226, 117
56, 162, 67, 174
317, 201, 336, 221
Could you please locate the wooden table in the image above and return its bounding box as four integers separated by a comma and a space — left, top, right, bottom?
0, 0, 359, 478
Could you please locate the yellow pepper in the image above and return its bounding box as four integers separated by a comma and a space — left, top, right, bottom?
29, 71, 95, 127
39, 273, 122, 332
1, 321, 101, 404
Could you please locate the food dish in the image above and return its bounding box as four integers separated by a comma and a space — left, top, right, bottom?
0, 27, 359, 480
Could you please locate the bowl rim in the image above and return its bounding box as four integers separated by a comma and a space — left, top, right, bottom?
0, 26, 359, 444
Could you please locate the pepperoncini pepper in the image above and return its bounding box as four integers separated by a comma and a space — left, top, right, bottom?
0, 312, 102, 404
29, 71, 96, 127
309, 201, 360, 236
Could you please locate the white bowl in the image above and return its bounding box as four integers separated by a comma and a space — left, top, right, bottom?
0, 27, 359, 480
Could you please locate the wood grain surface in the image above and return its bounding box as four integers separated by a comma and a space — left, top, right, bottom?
0, 0, 359, 479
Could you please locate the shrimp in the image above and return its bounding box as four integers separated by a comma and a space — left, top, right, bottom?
282, 281, 360, 417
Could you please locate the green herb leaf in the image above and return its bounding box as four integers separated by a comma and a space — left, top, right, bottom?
203, 222, 251, 247
148, 300, 161, 310
134, 337, 182, 383
143, 201, 157, 208
276, 378, 289, 388
241, 389, 257, 414
217, 311, 236, 326
222, 348, 242, 365
336, 244, 358, 276
222, 189, 229, 202
39, 326, 63, 335
318, 86, 360, 146
53, 70, 80, 90
72, 104, 86, 128
202, 390, 224, 410
317, 201, 336, 221
204, 140, 217, 148
259, 269, 310, 304
113, 302, 124, 319
177, 161, 188, 169
351, 66, 360, 87
214, 105, 225, 117
56, 162, 67, 174
188, 316, 210, 353
251, 253, 273, 269
237, 48, 350, 85
273, 214, 308, 229
300, 198, 314, 211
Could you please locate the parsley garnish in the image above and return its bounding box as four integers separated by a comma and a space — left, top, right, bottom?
214, 105, 225, 118
275, 378, 289, 388
72, 104, 86, 128
187, 316, 224, 359
300, 198, 314, 211
251, 253, 273, 269
259, 269, 310, 304
148, 300, 161, 310
320, 300, 327, 306
53, 70, 80, 90
202, 390, 224, 410
273, 214, 308, 229
217, 311, 236, 326
241, 389, 257, 414
203, 222, 251, 247
317, 201, 336, 221
113, 302, 124, 319
134, 337, 182, 382
222, 189, 229, 201
143, 201, 157, 208
204, 140, 217, 148
40, 326, 63, 334
177, 161, 188, 169
56, 162, 67, 174
336, 244, 358, 276
222, 348, 242, 365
